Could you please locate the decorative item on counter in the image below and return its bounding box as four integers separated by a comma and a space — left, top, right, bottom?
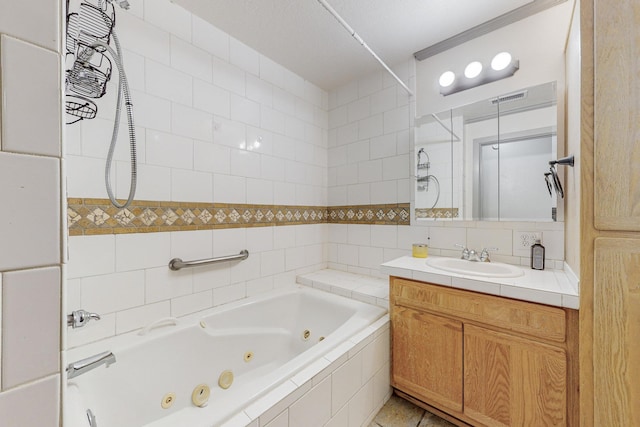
412, 243, 429, 258
531, 239, 545, 270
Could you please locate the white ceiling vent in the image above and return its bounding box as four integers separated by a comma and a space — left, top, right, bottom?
491, 90, 528, 104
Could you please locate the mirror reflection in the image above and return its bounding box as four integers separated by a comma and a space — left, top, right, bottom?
414, 81, 558, 222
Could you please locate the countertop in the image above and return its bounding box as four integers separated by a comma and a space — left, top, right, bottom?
381, 256, 579, 309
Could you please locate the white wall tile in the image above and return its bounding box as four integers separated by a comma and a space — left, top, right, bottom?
246, 276, 274, 297
347, 141, 370, 164
274, 182, 297, 205
369, 134, 396, 160
170, 230, 213, 260
0, 153, 60, 271
370, 86, 397, 115
192, 264, 231, 292
213, 57, 245, 96
231, 94, 261, 127
0, 0, 59, 50
383, 105, 410, 134
2, 268, 59, 389
214, 117, 246, 149
67, 235, 115, 279
246, 227, 274, 253
213, 228, 247, 257
193, 141, 231, 174
429, 227, 467, 250
260, 55, 285, 89
371, 181, 398, 204
336, 123, 358, 146
289, 377, 332, 427
247, 169, 274, 200
246, 74, 273, 107
194, 80, 231, 118
67, 313, 116, 349
192, 15, 229, 61
261, 155, 285, 181
145, 267, 193, 304
348, 379, 374, 427
0, 376, 59, 426
261, 250, 285, 276
121, 163, 172, 201
382, 155, 409, 180
1, 36, 60, 157
358, 115, 384, 140
347, 183, 371, 205
171, 290, 212, 317
171, 35, 212, 82
230, 149, 261, 178
213, 283, 246, 306
116, 301, 171, 334
130, 90, 172, 132
214, 174, 246, 204
172, 169, 213, 202
145, 60, 193, 106
466, 228, 513, 255
337, 244, 359, 266
117, 12, 171, 65
82, 270, 145, 314
115, 232, 171, 272
230, 38, 260, 76
66, 155, 105, 198
358, 160, 382, 183
146, 129, 193, 169
261, 106, 287, 135
144, 0, 191, 42
172, 104, 214, 141
331, 352, 362, 414
371, 226, 398, 249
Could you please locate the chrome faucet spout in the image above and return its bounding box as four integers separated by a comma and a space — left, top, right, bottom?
67, 351, 116, 379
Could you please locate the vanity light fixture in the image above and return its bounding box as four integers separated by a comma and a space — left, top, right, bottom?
438, 71, 456, 87
439, 52, 519, 96
464, 61, 483, 78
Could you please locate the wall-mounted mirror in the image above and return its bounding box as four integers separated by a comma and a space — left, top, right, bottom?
414, 81, 559, 222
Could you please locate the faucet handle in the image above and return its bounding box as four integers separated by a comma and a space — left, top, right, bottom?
67, 309, 101, 329
480, 247, 499, 262
455, 244, 470, 260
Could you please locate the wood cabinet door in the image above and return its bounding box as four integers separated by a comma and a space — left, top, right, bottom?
593, 0, 640, 231
391, 306, 463, 412
464, 324, 567, 427
593, 238, 640, 426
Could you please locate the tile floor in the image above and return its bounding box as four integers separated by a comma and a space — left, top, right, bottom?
370, 394, 457, 427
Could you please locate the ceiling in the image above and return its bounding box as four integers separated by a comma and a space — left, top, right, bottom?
172, 0, 559, 91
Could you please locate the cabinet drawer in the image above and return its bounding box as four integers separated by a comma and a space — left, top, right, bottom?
391, 278, 567, 342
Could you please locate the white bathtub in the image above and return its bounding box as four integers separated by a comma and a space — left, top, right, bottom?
65, 286, 387, 427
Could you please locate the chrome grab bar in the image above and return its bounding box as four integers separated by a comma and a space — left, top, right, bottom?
67, 351, 116, 379
168, 250, 249, 271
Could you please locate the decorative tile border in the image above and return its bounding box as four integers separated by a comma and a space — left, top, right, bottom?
328, 204, 410, 225
67, 199, 410, 235
415, 207, 459, 219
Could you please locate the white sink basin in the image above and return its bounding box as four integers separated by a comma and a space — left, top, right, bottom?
426, 257, 524, 278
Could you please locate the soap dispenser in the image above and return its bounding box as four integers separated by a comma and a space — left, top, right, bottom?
531, 239, 545, 270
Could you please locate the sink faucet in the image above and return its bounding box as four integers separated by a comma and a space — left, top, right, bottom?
67, 351, 116, 379
455, 244, 498, 262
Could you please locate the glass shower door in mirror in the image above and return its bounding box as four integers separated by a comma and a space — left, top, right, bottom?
414, 109, 460, 220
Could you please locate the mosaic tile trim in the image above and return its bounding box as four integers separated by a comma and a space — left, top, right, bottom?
67, 199, 410, 235
415, 207, 459, 219
328, 204, 410, 225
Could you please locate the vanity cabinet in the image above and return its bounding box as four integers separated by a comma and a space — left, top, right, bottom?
390, 277, 578, 427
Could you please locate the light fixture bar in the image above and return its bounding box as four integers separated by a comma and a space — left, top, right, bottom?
440, 60, 519, 96
316, 0, 414, 97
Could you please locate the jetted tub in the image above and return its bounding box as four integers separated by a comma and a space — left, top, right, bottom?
65, 286, 387, 427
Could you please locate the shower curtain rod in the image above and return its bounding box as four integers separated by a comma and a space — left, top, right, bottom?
316, 0, 414, 97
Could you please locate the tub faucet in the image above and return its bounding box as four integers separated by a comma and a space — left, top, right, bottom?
67, 351, 116, 379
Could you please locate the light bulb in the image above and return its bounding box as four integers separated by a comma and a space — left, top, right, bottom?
438, 71, 455, 87
491, 52, 512, 71
464, 61, 483, 79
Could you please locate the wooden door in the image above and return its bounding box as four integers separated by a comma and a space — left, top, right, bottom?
464, 324, 567, 427
593, 238, 640, 426
391, 306, 463, 412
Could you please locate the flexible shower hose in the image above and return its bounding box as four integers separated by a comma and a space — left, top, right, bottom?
91, 31, 137, 209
